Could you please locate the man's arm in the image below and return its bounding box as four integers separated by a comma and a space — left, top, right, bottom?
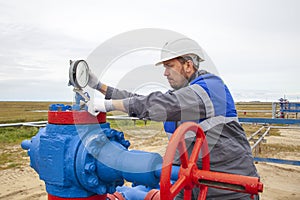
88, 71, 212, 121
121, 85, 210, 121
97, 83, 108, 96
90, 85, 211, 121
104, 85, 144, 100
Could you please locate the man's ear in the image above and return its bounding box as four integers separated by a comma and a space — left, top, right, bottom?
184, 60, 194, 73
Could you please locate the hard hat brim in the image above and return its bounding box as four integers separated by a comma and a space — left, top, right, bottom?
154, 55, 179, 66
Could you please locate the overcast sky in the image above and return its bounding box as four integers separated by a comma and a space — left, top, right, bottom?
0, 0, 299, 102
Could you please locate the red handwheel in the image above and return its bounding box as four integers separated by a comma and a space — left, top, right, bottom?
160, 122, 210, 200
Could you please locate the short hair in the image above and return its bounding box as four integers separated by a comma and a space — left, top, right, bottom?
177, 54, 200, 69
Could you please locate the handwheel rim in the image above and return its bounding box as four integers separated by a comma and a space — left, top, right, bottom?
160, 122, 210, 200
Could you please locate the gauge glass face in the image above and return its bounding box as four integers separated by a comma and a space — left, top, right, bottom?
75, 61, 89, 88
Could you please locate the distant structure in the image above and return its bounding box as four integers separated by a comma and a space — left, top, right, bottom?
272, 97, 300, 119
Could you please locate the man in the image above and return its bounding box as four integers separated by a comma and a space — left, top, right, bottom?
87, 37, 259, 199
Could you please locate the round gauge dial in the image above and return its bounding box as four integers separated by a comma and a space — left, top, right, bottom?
75, 61, 89, 88
69, 60, 90, 88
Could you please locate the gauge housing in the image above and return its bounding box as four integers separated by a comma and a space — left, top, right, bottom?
69, 60, 90, 89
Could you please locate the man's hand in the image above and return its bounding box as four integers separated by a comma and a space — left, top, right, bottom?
86, 99, 114, 116
88, 70, 102, 90
86, 100, 106, 116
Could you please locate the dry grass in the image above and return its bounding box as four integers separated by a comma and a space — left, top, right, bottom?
236, 102, 273, 118
259, 143, 300, 158
241, 124, 281, 137
0, 101, 298, 170
0, 101, 69, 169
0, 126, 38, 169
0, 145, 29, 170
0, 101, 70, 123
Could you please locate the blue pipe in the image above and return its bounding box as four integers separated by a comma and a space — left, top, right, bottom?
254, 157, 300, 166
116, 185, 152, 200
114, 165, 181, 200
154, 164, 180, 181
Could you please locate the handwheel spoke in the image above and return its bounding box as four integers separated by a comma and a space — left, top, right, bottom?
170, 176, 188, 199
178, 139, 189, 168
189, 137, 203, 164
189, 127, 205, 164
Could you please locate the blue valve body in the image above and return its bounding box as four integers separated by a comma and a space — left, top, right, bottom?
21, 105, 162, 198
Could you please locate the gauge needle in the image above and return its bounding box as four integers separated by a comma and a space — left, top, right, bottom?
80, 70, 84, 77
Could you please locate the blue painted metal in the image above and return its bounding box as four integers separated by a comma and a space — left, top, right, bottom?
281, 109, 300, 113
239, 117, 300, 124
254, 157, 300, 166
72, 92, 90, 111
49, 104, 72, 111
116, 185, 152, 200
280, 102, 300, 113
21, 104, 163, 198
154, 164, 180, 181
113, 165, 180, 200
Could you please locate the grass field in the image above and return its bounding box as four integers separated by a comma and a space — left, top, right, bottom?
0, 101, 286, 170
0, 101, 279, 124
0, 101, 70, 123
235, 102, 273, 118
0, 126, 38, 169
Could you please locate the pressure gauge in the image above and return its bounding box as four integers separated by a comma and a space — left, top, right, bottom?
69, 60, 90, 89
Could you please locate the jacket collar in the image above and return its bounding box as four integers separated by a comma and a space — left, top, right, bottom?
188, 69, 209, 83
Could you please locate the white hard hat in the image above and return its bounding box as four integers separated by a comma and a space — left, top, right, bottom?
155, 38, 205, 66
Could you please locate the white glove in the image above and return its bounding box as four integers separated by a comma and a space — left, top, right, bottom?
88, 70, 102, 90
87, 100, 106, 116
86, 99, 113, 116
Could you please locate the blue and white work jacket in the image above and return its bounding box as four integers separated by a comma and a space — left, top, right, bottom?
164, 72, 238, 138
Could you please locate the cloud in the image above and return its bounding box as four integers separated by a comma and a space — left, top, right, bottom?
0, 22, 94, 100
0, 0, 299, 101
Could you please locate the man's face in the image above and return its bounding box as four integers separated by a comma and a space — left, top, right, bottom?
163, 58, 188, 90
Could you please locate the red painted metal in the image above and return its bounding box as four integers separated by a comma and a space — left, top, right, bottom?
193, 170, 263, 195
144, 189, 160, 200
156, 122, 264, 200
48, 194, 107, 200
48, 111, 106, 124
160, 122, 210, 200
106, 192, 126, 200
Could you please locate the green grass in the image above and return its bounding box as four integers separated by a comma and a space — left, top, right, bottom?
0, 126, 38, 170
0, 101, 297, 170
0, 126, 38, 144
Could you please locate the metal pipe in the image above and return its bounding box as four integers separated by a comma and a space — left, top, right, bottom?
154, 164, 180, 181
0, 121, 47, 128
247, 126, 265, 141
251, 127, 270, 150
269, 125, 300, 129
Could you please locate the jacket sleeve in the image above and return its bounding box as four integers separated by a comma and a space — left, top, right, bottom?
105, 86, 144, 100
122, 85, 212, 122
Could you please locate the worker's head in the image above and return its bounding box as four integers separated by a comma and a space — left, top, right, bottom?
162, 56, 197, 89
156, 38, 204, 89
